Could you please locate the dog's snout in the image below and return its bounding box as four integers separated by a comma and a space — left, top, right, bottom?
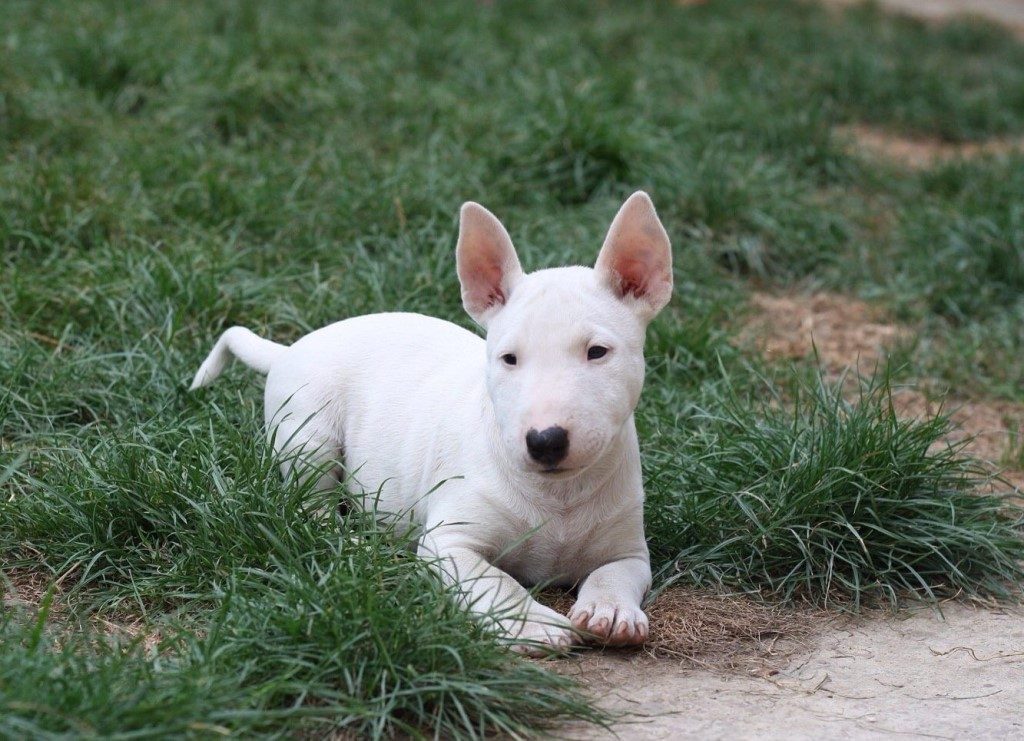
526, 426, 570, 467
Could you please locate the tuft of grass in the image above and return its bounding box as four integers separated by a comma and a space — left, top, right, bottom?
0, 418, 604, 738
641, 369, 1024, 608
493, 81, 645, 206
0, 585, 602, 739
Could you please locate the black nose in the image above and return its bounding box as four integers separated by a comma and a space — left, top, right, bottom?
526, 426, 570, 467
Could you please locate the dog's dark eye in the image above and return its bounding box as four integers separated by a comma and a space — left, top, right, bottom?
587, 346, 608, 360
501, 353, 517, 366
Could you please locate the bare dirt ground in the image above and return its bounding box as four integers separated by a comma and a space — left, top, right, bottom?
741, 289, 1024, 491
2, 567, 166, 652
564, 603, 1024, 740
740, 291, 908, 373
838, 124, 1024, 169
824, 0, 1024, 38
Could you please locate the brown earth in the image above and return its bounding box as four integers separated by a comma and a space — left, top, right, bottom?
562, 603, 1024, 740
2, 567, 58, 613
838, 124, 1024, 170
741, 290, 1024, 491
892, 388, 1024, 492
2, 566, 163, 652
823, 0, 1024, 38
740, 291, 908, 373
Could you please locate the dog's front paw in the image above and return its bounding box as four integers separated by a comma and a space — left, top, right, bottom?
568, 599, 648, 646
508, 618, 578, 656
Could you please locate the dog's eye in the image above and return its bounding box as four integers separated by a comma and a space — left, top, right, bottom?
500, 353, 517, 366
587, 346, 608, 360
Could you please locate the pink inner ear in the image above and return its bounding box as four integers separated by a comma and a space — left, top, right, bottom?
468, 258, 507, 310
612, 251, 655, 299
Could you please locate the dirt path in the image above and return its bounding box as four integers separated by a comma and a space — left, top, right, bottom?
825, 0, 1024, 37
566, 604, 1024, 739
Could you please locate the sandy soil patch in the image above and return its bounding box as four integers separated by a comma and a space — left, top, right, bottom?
563, 603, 1024, 739
739, 291, 908, 373
838, 124, 1024, 170
823, 0, 1024, 38
892, 389, 1024, 492
740, 290, 1024, 488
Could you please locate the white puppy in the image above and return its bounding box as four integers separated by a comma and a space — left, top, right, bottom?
191, 191, 672, 654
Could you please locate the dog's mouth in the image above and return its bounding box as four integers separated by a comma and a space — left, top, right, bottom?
540, 466, 576, 476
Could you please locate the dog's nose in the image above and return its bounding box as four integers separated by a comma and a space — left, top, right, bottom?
526, 426, 570, 467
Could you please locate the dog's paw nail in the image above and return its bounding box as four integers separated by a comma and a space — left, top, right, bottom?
571, 611, 590, 628
575, 601, 648, 645
511, 619, 578, 655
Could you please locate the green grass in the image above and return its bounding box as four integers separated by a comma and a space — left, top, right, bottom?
2, 0, 1024, 736
1, 421, 604, 737
641, 369, 1023, 608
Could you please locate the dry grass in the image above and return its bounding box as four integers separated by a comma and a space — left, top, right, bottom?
2, 567, 57, 614
642, 589, 820, 670
2, 567, 165, 652
541, 587, 823, 672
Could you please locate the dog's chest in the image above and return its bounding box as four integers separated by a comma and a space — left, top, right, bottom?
494, 513, 607, 587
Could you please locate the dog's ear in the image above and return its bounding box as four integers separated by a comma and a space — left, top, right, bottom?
456, 202, 524, 326
594, 191, 673, 322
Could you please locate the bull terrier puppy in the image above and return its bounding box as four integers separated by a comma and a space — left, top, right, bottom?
191, 191, 672, 654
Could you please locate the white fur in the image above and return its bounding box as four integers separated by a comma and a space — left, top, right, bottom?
191, 191, 672, 655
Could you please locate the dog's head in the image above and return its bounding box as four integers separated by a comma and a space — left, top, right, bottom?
456, 192, 672, 479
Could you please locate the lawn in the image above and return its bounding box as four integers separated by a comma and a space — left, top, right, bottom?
2, 0, 1023, 737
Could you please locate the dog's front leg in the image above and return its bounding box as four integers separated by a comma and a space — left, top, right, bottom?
419, 535, 578, 655
569, 556, 651, 646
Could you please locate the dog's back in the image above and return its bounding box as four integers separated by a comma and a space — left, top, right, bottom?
263, 312, 491, 517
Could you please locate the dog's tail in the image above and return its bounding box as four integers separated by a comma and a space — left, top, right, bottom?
190, 327, 285, 390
